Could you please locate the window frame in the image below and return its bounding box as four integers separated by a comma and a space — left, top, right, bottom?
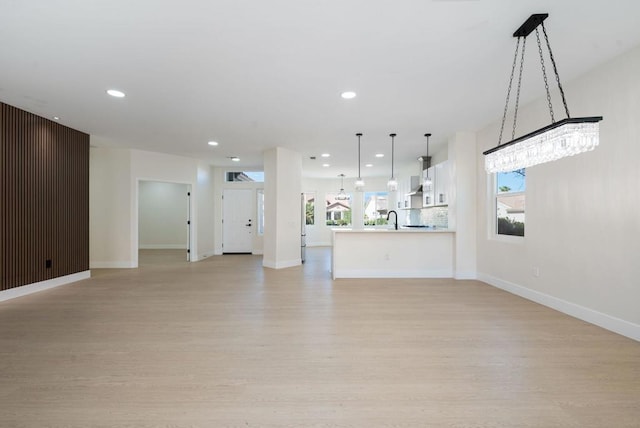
491, 170, 526, 242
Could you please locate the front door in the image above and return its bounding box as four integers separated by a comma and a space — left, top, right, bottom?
222, 189, 253, 253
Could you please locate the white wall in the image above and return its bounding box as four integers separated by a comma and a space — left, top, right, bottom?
138, 181, 189, 249
89, 147, 216, 267
263, 147, 302, 269
89, 146, 134, 268
476, 45, 640, 340
196, 161, 216, 259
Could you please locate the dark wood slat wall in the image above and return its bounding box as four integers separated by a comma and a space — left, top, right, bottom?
1, 102, 89, 291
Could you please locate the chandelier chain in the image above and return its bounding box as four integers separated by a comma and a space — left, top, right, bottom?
498, 37, 522, 146
535, 28, 555, 123
512, 36, 527, 140
542, 22, 571, 118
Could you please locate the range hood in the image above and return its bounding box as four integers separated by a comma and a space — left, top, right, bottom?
406, 184, 422, 196
405, 156, 430, 196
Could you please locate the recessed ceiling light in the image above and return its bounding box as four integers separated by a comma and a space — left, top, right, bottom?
322, 163, 330, 167
375, 153, 384, 158
208, 141, 218, 146
106, 89, 126, 98
341, 91, 356, 99
321, 153, 330, 158
52, 116, 60, 121
365, 163, 373, 167
229, 156, 240, 162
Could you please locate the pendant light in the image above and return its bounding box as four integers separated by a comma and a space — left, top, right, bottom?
354, 133, 365, 191
387, 133, 398, 191
335, 174, 349, 201
483, 13, 602, 173
423, 133, 432, 189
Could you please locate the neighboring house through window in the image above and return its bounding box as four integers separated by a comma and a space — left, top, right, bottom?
326, 193, 351, 226
496, 169, 525, 237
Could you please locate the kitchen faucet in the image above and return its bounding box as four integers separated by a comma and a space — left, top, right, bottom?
387, 210, 398, 230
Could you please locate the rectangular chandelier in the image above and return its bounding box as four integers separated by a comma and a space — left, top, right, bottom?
483, 14, 603, 173
484, 116, 603, 173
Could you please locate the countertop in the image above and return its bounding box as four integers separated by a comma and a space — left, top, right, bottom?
332, 227, 454, 233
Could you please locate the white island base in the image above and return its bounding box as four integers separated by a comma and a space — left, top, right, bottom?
332, 229, 455, 279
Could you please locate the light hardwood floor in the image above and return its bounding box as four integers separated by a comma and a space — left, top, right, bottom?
1, 248, 639, 427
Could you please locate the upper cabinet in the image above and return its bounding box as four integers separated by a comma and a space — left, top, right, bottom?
422, 166, 435, 207
401, 176, 422, 209
423, 160, 449, 207
434, 160, 450, 205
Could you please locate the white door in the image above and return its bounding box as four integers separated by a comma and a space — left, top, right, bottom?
223, 189, 254, 253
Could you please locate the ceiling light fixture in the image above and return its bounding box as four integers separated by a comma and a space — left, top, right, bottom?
375, 153, 384, 158
354, 133, 365, 191
423, 133, 432, 188
229, 156, 240, 162
208, 141, 219, 146
322, 163, 330, 167
321, 153, 330, 158
483, 13, 603, 173
52, 116, 60, 121
341, 91, 356, 99
365, 163, 373, 168
387, 133, 398, 191
106, 89, 126, 98
335, 174, 350, 201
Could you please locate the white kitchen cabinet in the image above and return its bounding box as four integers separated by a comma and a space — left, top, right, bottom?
423, 160, 449, 207
403, 176, 422, 209
434, 160, 450, 206
422, 166, 435, 207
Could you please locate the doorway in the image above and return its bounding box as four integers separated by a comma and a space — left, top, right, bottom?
138, 180, 191, 263
223, 189, 254, 254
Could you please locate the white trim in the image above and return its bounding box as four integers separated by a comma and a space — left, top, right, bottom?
334, 268, 453, 279
454, 270, 477, 280
138, 244, 187, 250
90, 261, 136, 268
478, 272, 640, 342
263, 258, 301, 269
0, 271, 91, 303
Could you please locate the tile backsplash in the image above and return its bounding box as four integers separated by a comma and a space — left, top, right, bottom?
421, 206, 449, 228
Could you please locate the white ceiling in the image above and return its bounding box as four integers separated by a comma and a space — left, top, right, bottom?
1, 0, 639, 178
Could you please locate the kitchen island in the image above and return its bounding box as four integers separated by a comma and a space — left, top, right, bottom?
332, 228, 455, 279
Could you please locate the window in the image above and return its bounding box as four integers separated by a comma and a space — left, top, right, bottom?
364, 192, 389, 226
325, 193, 351, 226
257, 189, 264, 235
496, 169, 525, 237
303, 193, 315, 225
226, 171, 264, 182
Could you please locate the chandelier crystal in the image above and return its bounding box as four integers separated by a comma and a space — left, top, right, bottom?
484, 118, 601, 173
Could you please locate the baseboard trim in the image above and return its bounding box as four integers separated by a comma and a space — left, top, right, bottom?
139, 244, 187, 249
90, 261, 136, 268
0, 271, 91, 303
455, 270, 477, 280
477, 272, 640, 342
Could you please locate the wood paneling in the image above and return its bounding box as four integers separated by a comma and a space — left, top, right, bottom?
0, 102, 89, 291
